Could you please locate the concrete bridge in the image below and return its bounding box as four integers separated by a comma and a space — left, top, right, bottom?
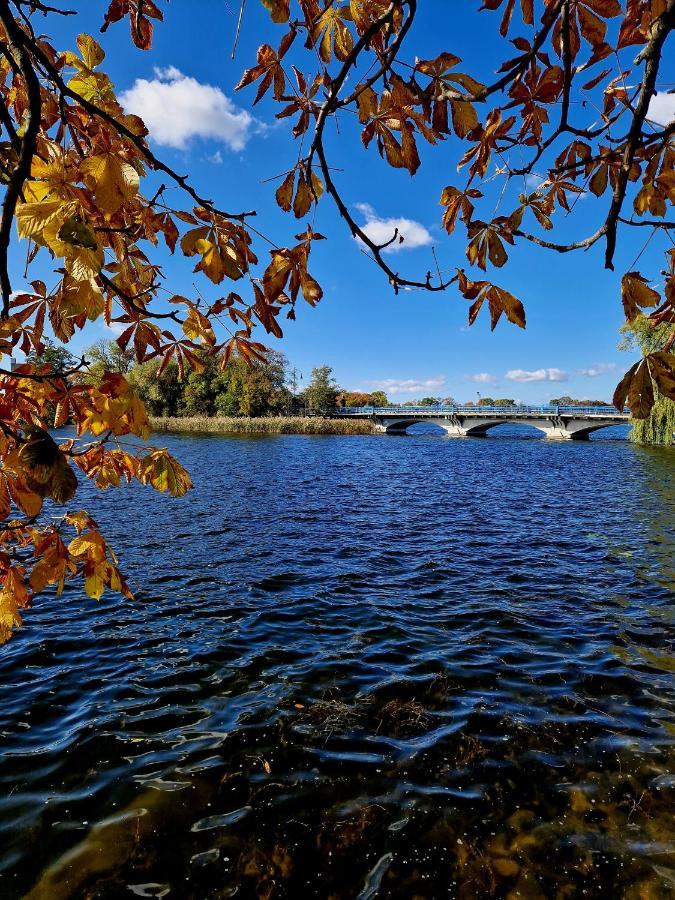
335, 405, 630, 440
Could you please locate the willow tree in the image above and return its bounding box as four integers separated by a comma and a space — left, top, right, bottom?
620, 316, 675, 443
0, 0, 674, 642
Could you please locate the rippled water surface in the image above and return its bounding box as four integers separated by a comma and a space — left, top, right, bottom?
1, 427, 674, 899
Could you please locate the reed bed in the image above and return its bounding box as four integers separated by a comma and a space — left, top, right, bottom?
150, 416, 377, 435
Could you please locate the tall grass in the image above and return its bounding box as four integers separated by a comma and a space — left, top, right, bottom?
150, 416, 377, 435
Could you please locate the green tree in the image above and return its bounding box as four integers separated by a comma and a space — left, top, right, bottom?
26, 339, 77, 374
477, 397, 495, 407
493, 398, 515, 407
370, 391, 388, 407
420, 396, 441, 406
177, 351, 291, 418
128, 360, 183, 418
85, 339, 134, 384
303, 366, 339, 413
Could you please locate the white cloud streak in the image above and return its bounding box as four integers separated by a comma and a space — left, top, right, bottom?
120, 67, 254, 150
367, 376, 447, 395
647, 91, 675, 127
465, 373, 498, 385
505, 368, 569, 383
576, 362, 617, 377
355, 203, 433, 254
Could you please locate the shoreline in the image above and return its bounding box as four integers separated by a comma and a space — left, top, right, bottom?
150, 416, 377, 435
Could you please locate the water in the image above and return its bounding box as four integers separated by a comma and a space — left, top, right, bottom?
0, 427, 673, 899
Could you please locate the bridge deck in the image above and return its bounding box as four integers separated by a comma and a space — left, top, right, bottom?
336, 405, 629, 419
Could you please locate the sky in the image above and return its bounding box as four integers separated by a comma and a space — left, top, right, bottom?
18, 0, 675, 403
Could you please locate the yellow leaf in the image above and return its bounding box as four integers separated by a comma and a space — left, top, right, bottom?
81, 153, 140, 215
77, 33, 105, 69
139, 450, 192, 497
16, 199, 63, 240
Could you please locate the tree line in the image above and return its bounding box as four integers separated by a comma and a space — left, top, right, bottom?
27, 342, 621, 417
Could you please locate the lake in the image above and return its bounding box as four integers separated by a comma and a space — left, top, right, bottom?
0, 426, 673, 898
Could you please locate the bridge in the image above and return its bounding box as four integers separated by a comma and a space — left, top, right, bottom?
335, 405, 631, 440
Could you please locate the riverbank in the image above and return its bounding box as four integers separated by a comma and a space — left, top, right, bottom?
150, 415, 377, 435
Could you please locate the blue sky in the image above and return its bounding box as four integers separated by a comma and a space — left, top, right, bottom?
20, 1, 675, 402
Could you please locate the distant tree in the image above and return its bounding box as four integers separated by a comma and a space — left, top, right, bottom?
26, 339, 77, 374
420, 397, 441, 406
550, 395, 608, 406
441, 396, 457, 407
493, 398, 516, 407
183, 351, 290, 417
370, 391, 388, 407
340, 389, 388, 407
304, 366, 340, 413
86, 339, 134, 383
129, 360, 183, 418
344, 391, 374, 407
477, 397, 495, 407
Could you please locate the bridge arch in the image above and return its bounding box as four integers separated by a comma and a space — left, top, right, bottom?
463, 419, 548, 438
381, 417, 428, 434
562, 421, 631, 440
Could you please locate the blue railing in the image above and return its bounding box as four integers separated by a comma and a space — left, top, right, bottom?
335, 405, 628, 416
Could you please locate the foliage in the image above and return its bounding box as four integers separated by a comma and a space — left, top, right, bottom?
620, 316, 675, 444
0, 0, 674, 640
550, 395, 609, 406
340, 390, 388, 407
302, 365, 340, 412
475, 397, 517, 406
86, 339, 134, 380
26, 339, 77, 374
127, 348, 291, 418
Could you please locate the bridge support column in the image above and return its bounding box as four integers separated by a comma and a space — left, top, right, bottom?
439, 424, 469, 437
542, 417, 590, 440
543, 427, 575, 440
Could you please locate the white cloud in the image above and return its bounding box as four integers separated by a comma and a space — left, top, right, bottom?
120, 67, 254, 151
647, 91, 675, 126
505, 368, 569, 383
367, 376, 447, 394
207, 150, 224, 164
465, 372, 497, 385
355, 203, 433, 254
576, 362, 617, 377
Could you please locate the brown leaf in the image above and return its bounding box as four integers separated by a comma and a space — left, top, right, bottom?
621, 272, 660, 321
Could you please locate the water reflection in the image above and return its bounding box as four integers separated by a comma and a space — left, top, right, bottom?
0, 430, 673, 898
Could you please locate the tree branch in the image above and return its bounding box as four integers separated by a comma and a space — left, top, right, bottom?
603, 0, 675, 269
0, 5, 41, 318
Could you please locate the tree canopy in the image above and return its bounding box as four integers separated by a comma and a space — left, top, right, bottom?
0, 0, 674, 642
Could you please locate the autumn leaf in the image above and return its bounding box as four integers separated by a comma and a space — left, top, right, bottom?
138, 449, 193, 497
81, 153, 140, 215
621, 272, 660, 321
614, 353, 675, 418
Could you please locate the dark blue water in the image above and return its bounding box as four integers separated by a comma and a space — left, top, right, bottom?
0, 427, 673, 899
